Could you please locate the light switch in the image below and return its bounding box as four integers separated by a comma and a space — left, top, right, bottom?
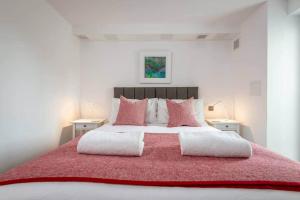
250, 80, 261, 96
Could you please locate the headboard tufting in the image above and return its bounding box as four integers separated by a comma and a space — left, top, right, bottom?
114, 87, 198, 99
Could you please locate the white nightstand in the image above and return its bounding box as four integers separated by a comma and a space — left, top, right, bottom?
206, 119, 240, 134
71, 119, 106, 139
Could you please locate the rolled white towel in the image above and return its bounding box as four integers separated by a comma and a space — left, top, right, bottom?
179, 131, 252, 158
77, 130, 144, 156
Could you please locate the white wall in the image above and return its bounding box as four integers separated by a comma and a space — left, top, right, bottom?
0, 0, 80, 172
80, 40, 236, 120
232, 3, 268, 146
288, 0, 300, 15
267, 0, 300, 160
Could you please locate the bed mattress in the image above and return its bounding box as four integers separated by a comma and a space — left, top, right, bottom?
1, 124, 300, 200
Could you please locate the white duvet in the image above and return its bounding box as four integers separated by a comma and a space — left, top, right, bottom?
98, 123, 217, 134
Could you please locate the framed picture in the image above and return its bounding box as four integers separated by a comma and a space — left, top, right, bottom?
139, 51, 172, 83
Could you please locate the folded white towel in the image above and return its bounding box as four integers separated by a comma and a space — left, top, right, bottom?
77, 130, 144, 156
179, 131, 252, 158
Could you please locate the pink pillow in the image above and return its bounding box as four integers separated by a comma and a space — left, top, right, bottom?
166, 98, 200, 127
114, 96, 148, 126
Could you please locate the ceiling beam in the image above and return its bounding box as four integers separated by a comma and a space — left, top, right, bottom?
73, 23, 240, 37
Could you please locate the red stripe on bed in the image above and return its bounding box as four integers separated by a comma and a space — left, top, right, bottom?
1, 178, 300, 192
1, 134, 300, 192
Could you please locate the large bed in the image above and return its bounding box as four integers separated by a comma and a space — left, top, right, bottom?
1, 87, 300, 200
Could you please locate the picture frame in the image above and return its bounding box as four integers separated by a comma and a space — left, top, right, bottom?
139, 51, 172, 83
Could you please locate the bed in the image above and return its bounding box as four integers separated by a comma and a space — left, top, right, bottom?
1, 87, 300, 200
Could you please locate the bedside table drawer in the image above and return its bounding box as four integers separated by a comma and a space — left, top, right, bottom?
214, 124, 239, 131
75, 123, 98, 130
72, 119, 106, 139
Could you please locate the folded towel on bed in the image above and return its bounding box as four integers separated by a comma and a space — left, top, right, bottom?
179, 131, 252, 158
77, 130, 144, 156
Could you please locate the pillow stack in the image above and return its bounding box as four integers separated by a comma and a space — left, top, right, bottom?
109, 96, 205, 127
109, 97, 157, 124
166, 98, 200, 127
157, 98, 205, 125
114, 96, 148, 126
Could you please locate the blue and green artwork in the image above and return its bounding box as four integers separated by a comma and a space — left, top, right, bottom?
144, 57, 166, 78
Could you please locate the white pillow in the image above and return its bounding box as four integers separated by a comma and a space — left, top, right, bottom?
109, 98, 158, 124
157, 98, 205, 125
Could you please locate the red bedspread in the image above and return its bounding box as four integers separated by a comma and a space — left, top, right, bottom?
1, 134, 300, 191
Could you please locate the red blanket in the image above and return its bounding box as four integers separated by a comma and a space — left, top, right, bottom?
1, 134, 300, 191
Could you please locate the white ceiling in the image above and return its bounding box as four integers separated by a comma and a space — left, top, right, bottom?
78, 33, 239, 41
48, 0, 265, 25
47, 0, 266, 41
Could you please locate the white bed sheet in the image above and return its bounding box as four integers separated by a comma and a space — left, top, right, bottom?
1, 182, 300, 200
1, 124, 299, 200
98, 123, 216, 134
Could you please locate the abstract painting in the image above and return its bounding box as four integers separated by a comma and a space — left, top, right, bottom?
144, 57, 166, 78
139, 51, 172, 83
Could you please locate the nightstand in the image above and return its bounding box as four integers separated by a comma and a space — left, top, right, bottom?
71, 119, 105, 139
206, 119, 240, 134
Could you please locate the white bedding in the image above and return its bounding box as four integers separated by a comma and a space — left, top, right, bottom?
1, 182, 300, 200
98, 123, 214, 133
1, 124, 299, 200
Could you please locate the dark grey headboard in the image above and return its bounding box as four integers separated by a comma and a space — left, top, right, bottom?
114, 87, 198, 99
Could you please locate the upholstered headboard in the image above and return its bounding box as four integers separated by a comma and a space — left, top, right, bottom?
114, 87, 198, 99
